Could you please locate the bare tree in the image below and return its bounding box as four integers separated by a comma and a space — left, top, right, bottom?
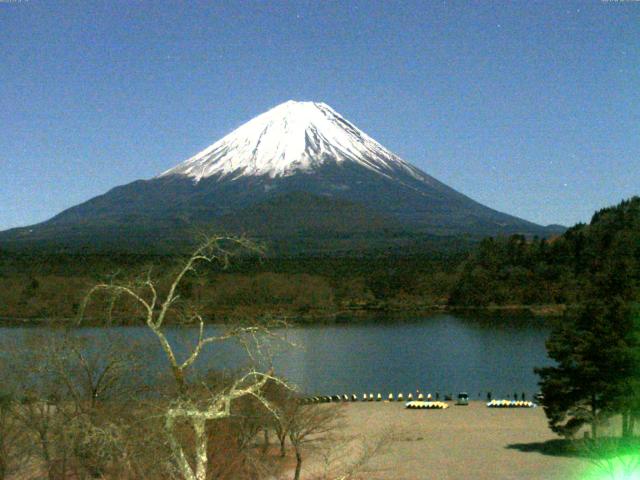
323, 432, 394, 480
3, 331, 78, 480
285, 403, 343, 480
0, 340, 25, 480
0, 392, 27, 480
3, 329, 157, 480
80, 235, 291, 480
42, 331, 148, 412
13, 395, 75, 480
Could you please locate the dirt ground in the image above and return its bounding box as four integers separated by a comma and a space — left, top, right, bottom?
305, 401, 598, 480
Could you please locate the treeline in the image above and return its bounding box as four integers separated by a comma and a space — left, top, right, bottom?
2, 197, 638, 322
0, 252, 462, 321
450, 196, 640, 307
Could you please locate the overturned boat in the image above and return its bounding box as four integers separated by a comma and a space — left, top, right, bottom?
486, 399, 537, 408
405, 401, 449, 410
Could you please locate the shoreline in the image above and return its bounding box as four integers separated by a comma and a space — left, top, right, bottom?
0, 304, 563, 327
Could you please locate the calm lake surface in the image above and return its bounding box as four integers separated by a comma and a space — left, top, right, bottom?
0, 314, 551, 398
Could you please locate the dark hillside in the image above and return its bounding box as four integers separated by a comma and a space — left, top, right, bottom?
449, 196, 640, 307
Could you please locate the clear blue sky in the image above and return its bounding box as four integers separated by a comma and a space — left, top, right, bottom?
1, 0, 638, 230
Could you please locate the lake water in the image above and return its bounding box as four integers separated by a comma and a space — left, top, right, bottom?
0, 314, 551, 399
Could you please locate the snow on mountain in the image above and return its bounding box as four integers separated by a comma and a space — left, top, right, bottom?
0, 99, 564, 253
160, 100, 427, 182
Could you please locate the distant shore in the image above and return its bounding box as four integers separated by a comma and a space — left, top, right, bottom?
0, 303, 564, 327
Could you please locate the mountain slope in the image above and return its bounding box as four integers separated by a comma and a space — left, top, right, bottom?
0, 101, 563, 253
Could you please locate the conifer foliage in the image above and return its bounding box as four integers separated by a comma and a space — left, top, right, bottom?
535, 197, 640, 439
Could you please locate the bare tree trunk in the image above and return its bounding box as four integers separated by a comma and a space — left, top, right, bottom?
173, 365, 187, 393
293, 447, 302, 480
280, 434, 287, 458
591, 394, 598, 440
193, 417, 208, 480
165, 414, 197, 480
39, 433, 58, 480
262, 429, 270, 454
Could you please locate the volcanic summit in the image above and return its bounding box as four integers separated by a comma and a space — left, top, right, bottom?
0, 101, 561, 252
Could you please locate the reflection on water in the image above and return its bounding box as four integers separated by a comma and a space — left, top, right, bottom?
277, 315, 551, 397
0, 314, 551, 398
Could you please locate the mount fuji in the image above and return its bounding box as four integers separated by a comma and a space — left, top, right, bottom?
0, 101, 562, 253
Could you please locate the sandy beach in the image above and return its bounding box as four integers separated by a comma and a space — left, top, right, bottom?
310, 401, 597, 480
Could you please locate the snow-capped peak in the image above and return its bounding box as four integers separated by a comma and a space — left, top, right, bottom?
160, 100, 425, 182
